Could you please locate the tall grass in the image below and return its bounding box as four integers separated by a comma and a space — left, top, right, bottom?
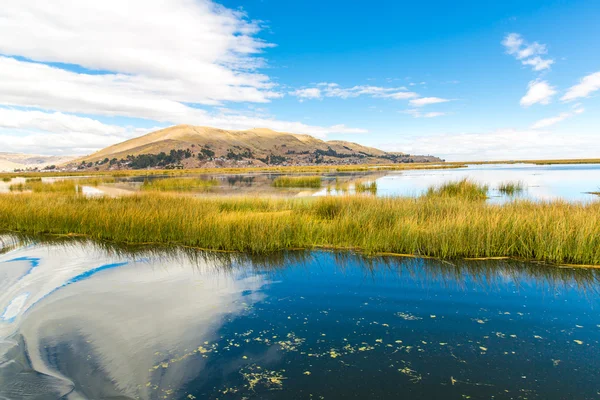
1, 177, 11, 182
141, 177, 218, 192
498, 181, 526, 195
355, 181, 378, 194
9, 180, 79, 193
0, 162, 465, 180
272, 176, 322, 188
1, 192, 599, 265
426, 179, 488, 200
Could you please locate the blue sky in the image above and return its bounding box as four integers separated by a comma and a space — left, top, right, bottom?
0, 0, 599, 160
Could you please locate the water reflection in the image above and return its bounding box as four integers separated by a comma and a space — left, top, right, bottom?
0, 236, 599, 399
3, 163, 600, 202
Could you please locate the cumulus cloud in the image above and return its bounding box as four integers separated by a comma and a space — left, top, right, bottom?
0, 0, 372, 154
0, 0, 279, 105
409, 97, 451, 107
502, 33, 554, 71
520, 80, 556, 107
289, 83, 418, 101
561, 71, 600, 101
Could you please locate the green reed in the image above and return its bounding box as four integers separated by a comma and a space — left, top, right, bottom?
272, 176, 322, 188
1, 192, 599, 265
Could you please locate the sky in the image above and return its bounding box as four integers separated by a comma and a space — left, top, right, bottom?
0, 0, 599, 161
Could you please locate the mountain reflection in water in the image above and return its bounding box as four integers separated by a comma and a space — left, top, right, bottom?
0, 235, 599, 399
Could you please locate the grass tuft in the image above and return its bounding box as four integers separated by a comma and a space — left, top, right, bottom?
426, 179, 488, 200
355, 181, 378, 194
498, 181, 526, 195
272, 176, 322, 188
141, 178, 218, 192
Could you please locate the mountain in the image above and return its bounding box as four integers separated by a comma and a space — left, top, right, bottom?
71, 125, 442, 170
0, 152, 75, 172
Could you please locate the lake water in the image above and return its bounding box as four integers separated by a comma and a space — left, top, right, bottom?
4, 163, 599, 203
1, 237, 599, 399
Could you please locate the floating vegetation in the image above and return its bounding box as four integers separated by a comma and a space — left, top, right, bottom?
240, 365, 286, 391
426, 179, 488, 200
396, 312, 423, 321
498, 181, 526, 195
141, 177, 218, 192
355, 181, 378, 194
272, 176, 322, 188
2, 177, 12, 182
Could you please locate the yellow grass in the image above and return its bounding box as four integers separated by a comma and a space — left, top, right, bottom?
272, 176, 322, 188
0, 192, 599, 265
141, 177, 218, 191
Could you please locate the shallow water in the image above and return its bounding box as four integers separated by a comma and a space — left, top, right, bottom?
1, 237, 599, 399
3, 163, 599, 203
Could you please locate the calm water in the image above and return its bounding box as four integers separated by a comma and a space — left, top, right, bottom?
1, 237, 599, 399
4, 163, 599, 203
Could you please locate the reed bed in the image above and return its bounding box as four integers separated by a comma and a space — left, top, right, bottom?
498, 181, 526, 195
76, 177, 116, 186
141, 178, 218, 192
272, 176, 322, 188
0, 162, 464, 180
1, 192, 599, 265
1, 177, 11, 182
426, 179, 488, 200
9, 180, 79, 193
355, 181, 378, 194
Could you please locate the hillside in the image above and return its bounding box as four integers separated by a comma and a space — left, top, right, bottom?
0, 153, 75, 172
72, 125, 441, 170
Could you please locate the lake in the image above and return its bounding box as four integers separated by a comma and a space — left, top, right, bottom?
4, 163, 599, 203
1, 236, 599, 399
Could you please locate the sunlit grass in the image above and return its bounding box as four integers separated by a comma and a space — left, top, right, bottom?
141, 177, 218, 192
498, 181, 526, 195
76, 177, 116, 186
9, 180, 79, 193
0, 162, 464, 180
355, 181, 378, 194
1, 192, 599, 265
425, 179, 488, 200
272, 176, 322, 188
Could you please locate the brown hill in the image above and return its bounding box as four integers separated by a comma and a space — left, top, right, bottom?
73, 125, 440, 169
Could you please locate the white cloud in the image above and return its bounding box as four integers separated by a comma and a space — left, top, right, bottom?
289, 88, 322, 100
0, 108, 367, 155
520, 80, 556, 107
290, 83, 418, 101
521, 56, 554, 72
409, 97, 451, 107
402, 109, 448, 118
0, 108, 133, 137
387, 128, 600, 161
561, 71, 600, 101
502, 33, 554, 71
0, 0, 279, 105
531, 107, 584, 129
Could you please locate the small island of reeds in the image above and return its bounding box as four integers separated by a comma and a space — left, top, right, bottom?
1, 189, 599, 266
272, 176, 322, 188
